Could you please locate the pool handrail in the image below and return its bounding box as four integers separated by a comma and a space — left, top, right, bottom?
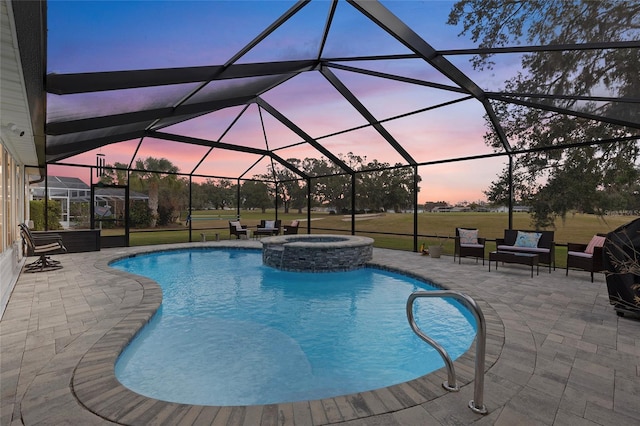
406, 290, 488, 415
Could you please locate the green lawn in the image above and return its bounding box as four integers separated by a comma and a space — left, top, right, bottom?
126, 210, 638, 268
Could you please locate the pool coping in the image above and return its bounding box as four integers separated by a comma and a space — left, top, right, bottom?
260, 234, 375, 247
71, 244, 504, 425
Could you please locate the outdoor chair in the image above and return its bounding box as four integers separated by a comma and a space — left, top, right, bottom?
19, 223, 67, 272
566, 234, 606, 282
283, 220, 300, 235
228, 220, 249, 239
454, 227, 486, 265
255, 219, 281, 237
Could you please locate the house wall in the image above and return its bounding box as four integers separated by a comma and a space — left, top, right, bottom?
1, 0, 36, 319
0, 243, 22, 318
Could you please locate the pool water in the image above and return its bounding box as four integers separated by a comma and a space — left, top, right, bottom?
112, 248, 476, 406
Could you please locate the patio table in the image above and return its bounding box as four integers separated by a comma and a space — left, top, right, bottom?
489, 251, 539, 278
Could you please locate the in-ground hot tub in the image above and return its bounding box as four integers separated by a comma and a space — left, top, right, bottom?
261, 234, 374, 272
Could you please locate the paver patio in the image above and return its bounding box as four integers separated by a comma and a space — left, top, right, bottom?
1, 241, 639, 425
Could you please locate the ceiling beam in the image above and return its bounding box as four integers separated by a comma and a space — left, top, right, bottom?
488, 94, 640, 130
487, 92, 640, 104
46, 96, 255, 135
347, 0, 514, 154
46, 60, 318, 95
347, 1, 484, 97
46, 130, 146, 162
152, 131, 270, 155
438, 40, 640, 56
325, 62, 467, 94
256, 97, 354, 174
153, 131, 309, 179
320, 66, 416, 165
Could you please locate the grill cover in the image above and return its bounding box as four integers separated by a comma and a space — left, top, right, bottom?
603, 218, 640, 316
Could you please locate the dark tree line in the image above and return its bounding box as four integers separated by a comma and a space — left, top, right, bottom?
258, 153, 419, 214
102, 153, 419, 228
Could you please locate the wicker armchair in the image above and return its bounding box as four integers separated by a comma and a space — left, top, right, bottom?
454, 227, 486, 265
283, 220, 300, 235
566, 234, 606, 282
228, 220, 248, 239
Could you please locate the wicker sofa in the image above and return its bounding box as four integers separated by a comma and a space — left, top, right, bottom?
496, 229, 555, 272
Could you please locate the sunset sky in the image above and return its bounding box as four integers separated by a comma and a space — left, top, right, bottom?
46, 0, 522, 205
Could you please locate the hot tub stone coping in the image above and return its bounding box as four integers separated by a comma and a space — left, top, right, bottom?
260, 234, 374, 248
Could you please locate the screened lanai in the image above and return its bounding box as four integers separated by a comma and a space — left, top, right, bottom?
16, 0, 640, 249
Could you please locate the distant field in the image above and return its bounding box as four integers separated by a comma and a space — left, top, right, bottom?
129, 210, 638, 268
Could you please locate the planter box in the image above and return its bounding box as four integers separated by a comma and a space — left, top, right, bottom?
429, 245, 442, 258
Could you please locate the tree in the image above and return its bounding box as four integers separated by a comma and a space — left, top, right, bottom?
132, 157, 179, 227
158, 176, 188, 224
102, 162, 129, 185
380, 165, 419, 213
357, 161, 418, 213
449, 1, 640, 227
263, 159, 307, 214
241, 180, 273, 212
211, 179, 236, 210
357, 164, 386, 212
193, 178, 234, 210
304, 156, 352, 213
255, 154, 419, 214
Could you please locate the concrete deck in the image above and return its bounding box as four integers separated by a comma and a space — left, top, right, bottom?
1, 241, 639, 425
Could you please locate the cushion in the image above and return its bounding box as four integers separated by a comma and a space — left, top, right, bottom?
497, 245, 550, 254
585, 235, 606, 254
265, 220, 275, 229
230, 221, 243, 231
290, 220, 299, 227
460, 243, 484, 249
458, 228, 478, 245
568, 250, 593, 259
514, 231, 542, 248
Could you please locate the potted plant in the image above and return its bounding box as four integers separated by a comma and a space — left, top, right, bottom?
428, 235, 446, 258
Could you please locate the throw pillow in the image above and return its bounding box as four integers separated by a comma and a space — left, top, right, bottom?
291, 220, 299, 227
265, 220, 275, 229
458, 228, 478, 244
514, 231, 542, 248
230, 221, 240, 228
585, 235, 606, 254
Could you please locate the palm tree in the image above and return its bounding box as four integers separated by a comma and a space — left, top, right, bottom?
133, 157, 179, 227
101, 162, 129, 185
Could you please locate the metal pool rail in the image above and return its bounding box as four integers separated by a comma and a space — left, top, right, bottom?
406, 290, 488, 414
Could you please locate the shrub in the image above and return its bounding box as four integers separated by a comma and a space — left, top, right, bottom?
29, 200, 63, 230
130, 201, 152, 228
156, 204, 174, 226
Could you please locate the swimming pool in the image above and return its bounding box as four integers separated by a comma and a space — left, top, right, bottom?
111, 248, 477, 406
